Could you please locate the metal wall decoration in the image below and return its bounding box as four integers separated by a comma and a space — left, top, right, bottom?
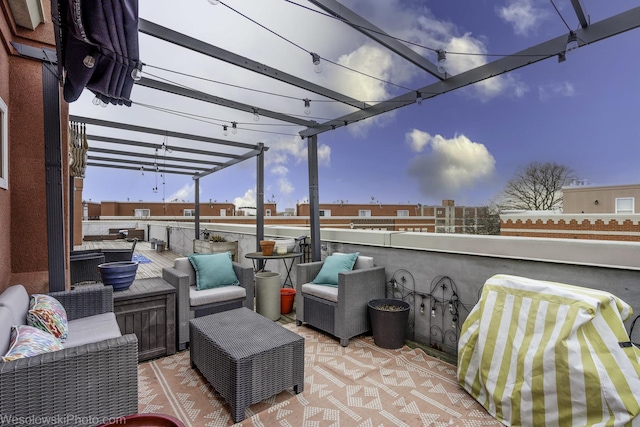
386, 271, 480, 355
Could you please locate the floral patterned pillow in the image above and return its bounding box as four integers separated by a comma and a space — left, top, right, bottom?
2, 325, 64, 362
27, 294, 68, 340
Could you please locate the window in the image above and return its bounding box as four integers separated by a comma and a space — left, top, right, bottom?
616, 198, 635, 214
319, 209, 331, 217
397, 210, 409, 217
266, 209, 271, 216
219, 208, 226, 217
359, 210, 371, 217
134, 209, 150, 217
184, 209, 195, 217
0, 97, 7, 189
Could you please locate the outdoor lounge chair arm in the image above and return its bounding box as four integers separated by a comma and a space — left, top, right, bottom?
49, 284, 114, 321
233, 262, 254, 309
335, 266, 386, 339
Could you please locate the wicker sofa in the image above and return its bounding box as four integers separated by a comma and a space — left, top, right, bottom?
162, 257, 254, 350
295, 253, 386, 346
0, 284, 138, 425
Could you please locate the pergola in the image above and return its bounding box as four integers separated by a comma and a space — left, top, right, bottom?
41, 0, 640, 288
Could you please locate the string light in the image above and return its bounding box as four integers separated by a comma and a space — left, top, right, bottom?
565, 31, 578, 56
252, 108, 260, 122
131, 65, 142, 81
303, 98, 311, 115
223, 125, 228, 136
431, 306, 436, 318
92, 96, 107, 108
207, 0, 220, 4
231, 121, 238, 134
419, 302, 425, 314
436, 49, 447, 73
310, 52, 322, 73
416, 91, 423, 105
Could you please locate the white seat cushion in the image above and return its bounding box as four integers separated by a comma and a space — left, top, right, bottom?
301, 283, 339, 303
189, 285, 246, 307
64, 313, 122, 348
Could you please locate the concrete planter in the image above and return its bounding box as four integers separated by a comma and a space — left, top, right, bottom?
192, 239, 239, 261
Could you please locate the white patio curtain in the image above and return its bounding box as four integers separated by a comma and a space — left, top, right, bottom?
69, 122, 88, 178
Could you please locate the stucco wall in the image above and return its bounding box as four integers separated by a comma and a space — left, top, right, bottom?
0, 9, 10, 289
0, 2, 67, 294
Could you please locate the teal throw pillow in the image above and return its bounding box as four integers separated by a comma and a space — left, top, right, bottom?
311, 252, 359, 287
188, 252, 239, 291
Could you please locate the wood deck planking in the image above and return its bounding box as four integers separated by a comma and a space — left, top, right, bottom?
73, 240, 180, 279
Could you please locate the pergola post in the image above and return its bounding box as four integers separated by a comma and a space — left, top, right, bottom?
256, 148, 265, 270
194, 177, 200, 240
307, 135, 321, 261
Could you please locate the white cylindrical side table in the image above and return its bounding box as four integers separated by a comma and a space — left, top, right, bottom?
255, 272, 281, 321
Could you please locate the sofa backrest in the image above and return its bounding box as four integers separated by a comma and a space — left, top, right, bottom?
0, 284, 29, 326
332, 252, 374, 270
174, 257, 196, 286
0, 307, 13, 356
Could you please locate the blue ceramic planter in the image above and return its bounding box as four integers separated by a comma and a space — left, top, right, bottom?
98, 261, 138, 291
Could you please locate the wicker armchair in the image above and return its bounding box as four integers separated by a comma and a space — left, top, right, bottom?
70, 251, 105, 285
162, 258, 254, 350
0, 285, 138, 425
295, 254, 386, 346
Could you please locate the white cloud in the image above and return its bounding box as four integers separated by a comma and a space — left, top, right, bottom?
539, 81, 575, 101
234, 188, 257, 215
278, 178, 294, 195
167, 182, 196, 202
406, 130, 496, 198
271, 165, 288, 176
497, 0, 549, 36
267, 136, 331, 167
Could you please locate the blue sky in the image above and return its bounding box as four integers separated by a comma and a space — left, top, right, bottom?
72, 0, 640, 210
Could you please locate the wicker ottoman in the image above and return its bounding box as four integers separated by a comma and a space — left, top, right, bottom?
189, 308, 305, 422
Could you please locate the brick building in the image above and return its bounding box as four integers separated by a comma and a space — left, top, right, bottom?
501, 183, 640, 241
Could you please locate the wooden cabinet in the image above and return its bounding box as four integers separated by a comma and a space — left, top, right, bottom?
113, 278, 176, 361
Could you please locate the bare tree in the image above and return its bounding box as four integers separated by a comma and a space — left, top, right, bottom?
500, 162, 575, 211
462, 204, 501, 235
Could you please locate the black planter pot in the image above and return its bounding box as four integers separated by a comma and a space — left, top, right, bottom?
98, 261, 138, 291
368, 298, 410, 349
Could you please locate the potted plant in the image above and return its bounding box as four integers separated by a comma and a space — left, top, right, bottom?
367, 299, 410, 349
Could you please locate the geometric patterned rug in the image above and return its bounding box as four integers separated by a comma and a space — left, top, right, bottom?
138, 323, 502, 427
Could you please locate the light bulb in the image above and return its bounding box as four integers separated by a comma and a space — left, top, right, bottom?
303, 98, 311, 115
207, 0, 220, 4
223, 125, 228, 136
565, 31, 578, 56
419, 303, 425, 314
231, 122, 238, 134
83, 55, 95, 69
436, 49, 446, 74
448, 302, 454, 314
131, 67, 142, 81
99, 99, 107, 108
431, 308, 436, 318
452, 319, 457, 329
416, 91, 423, 105
311, 52, 322, 73
92, 96, 100, 106
252, 108, 260, 122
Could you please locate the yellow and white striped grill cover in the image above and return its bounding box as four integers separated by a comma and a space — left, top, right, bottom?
457, 274, 640, 426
